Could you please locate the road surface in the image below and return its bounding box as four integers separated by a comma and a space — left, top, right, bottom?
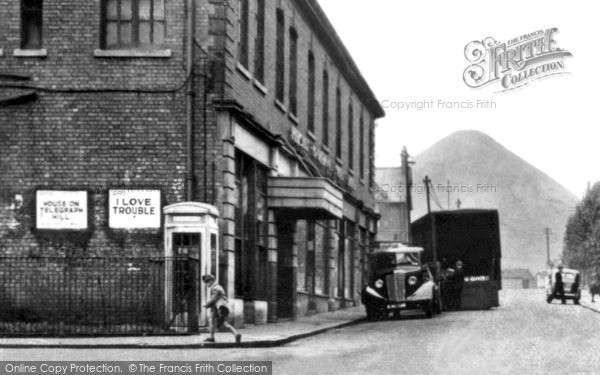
2, 289, 599, 374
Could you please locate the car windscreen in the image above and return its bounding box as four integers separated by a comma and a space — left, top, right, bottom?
397, 252, 419, 266
370, 252, 420, 274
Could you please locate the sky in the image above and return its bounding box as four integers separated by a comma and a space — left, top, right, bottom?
317, 0, 599, 198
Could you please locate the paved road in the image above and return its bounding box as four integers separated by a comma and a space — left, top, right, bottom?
2, 289, 600, 374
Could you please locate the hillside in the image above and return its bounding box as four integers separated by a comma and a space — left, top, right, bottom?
410, 130, 579, 274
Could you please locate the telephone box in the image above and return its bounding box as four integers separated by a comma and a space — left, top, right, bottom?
163, 202, 219, 332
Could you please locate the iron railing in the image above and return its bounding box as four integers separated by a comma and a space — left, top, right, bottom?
0, 256, 200, 336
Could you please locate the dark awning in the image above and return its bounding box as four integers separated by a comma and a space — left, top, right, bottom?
0, 88, 38, 107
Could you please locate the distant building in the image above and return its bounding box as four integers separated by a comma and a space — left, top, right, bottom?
535, 271, 549, 288
502, 269, 536, 289
375, 167, 409, 245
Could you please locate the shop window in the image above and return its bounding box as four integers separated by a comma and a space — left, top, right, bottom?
237, 0, 249, 68
337, 220, 345, 298
101, 0, 166, 49
233, 151, 269, 300
346, 221, 356, 299
314, 221, 327, 295
296, 220, 307, 292
305, 221, 316, 294
275, 9, 285, 102
21, 0, 43, 50
359, 227, 367, 286
254, 0, 265, 83
288, 28, 298, 116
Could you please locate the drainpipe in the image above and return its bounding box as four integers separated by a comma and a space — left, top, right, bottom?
186, 0, 195, 202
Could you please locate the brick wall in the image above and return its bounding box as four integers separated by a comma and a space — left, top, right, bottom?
213, 0, 380, 210
0, 0, 219, 257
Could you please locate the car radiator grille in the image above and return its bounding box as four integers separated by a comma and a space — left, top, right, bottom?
386, 272, 405, 301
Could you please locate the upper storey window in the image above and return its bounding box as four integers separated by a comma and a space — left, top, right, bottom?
237, 0, 250, 68
101, 0, 166, 49
275, 9, 285, 102
21, 0, 43, 50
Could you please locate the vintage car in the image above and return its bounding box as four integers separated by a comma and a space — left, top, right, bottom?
545, 267, 581, 304
361, 244, 442, 320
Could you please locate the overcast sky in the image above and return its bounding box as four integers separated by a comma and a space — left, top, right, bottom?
318, 0, 598, 197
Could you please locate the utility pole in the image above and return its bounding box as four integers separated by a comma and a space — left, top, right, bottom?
423, 175, 437, 264
545, 228, 551, 268
424, 176, 431, 214
447, 180, 450, 210
401, 147, 413, 245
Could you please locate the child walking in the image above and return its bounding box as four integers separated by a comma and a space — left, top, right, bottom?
201, 274, 241, 344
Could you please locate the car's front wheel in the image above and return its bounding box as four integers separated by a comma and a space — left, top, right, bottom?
366, 304, 387, 321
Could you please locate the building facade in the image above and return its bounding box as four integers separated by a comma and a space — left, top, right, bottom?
375, 167, 409, 245
375, 148, 412, 247
0, 0, 384, 331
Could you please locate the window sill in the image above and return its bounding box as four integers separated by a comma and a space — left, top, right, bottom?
93, 49, 172, 58
348, 169, 355, 177
253, 79, 268, 96
275, 99, 287, 114
335, 157, 343, 166
321, 145, 330, 154
13, 49, 47, 57
307, 130, 316, 141
360, 178, 365, 185
289, 112, 299, 125
236, 62, 252, 80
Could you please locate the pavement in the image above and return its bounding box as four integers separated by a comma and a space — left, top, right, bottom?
0, 306, 366, 349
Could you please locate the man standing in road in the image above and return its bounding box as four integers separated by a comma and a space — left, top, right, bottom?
547, 265, 566, 304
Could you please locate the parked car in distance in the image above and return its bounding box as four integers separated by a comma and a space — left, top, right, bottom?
361, 244, 442, 320
546, 267, 581, 304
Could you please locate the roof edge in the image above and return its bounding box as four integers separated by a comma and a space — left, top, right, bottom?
293, 0, 385, 119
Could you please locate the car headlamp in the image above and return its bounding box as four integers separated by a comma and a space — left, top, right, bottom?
408, 276, 418, 286
375, 279, 384, 288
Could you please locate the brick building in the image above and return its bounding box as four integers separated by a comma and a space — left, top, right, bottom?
0, 0, 384, 332
375, 148, 412, 247
375, 167, 409, 245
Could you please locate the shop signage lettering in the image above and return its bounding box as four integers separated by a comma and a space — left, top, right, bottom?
36, 190, 88, 230
109, 189, 161, 229
288, 128, 348, 188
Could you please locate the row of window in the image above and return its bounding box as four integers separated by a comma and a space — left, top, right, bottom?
237, 1, 371, 180
297, 220, 368, 300
14, 0, 166, 51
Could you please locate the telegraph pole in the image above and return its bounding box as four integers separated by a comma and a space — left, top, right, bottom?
424, 175, 437, 263
424, 176, 431, 214
545, 228, 551, 267
447, 180, 451, 210
401, 147, 413, 245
